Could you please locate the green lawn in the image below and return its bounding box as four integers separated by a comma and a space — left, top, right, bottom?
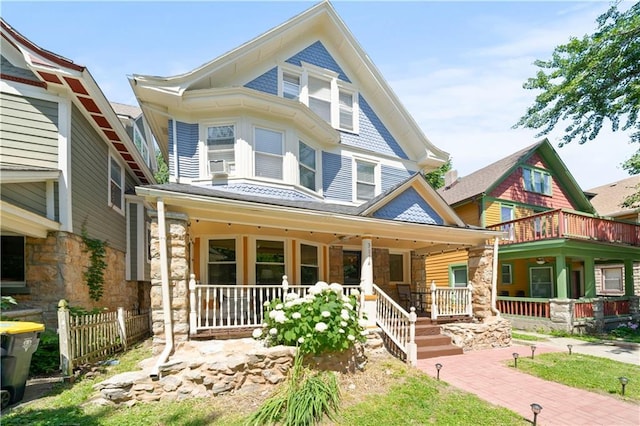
511, 352, 640, 402
3, 342, 527, 426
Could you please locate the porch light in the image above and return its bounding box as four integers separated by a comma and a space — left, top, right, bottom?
530, 345, 536, 359
512, 352, 519, 368
567, 344, 573, 355
536, 257, 545, 265
435, 363, 442, 380
530, 403, 542, 426
619, 376, 629, 396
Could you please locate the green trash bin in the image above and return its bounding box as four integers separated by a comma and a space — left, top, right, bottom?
0, 321, 45, 409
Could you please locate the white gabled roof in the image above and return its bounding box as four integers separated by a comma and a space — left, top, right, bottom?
130, 1, 448, 169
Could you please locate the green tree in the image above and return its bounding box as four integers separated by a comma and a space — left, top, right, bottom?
424, 159, 452, 189
154, 150, 169, 184
516, 2, 640, 206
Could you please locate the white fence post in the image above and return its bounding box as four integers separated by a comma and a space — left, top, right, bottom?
189, 274, 197, 334
117, 307, 127, 350
430, 280, 438, 320
57, 299, 73, 377
408, 307, 418, 366
467, 282, 474, 317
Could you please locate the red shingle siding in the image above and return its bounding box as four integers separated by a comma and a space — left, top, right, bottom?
489, 153, 577, 210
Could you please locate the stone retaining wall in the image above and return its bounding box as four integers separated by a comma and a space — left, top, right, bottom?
441, 317, 512, 351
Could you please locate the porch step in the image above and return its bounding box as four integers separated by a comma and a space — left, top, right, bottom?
417, 344, 463, 359
415, 324, 442, 337
415, 334, 453, 348
414, 318, 463, 359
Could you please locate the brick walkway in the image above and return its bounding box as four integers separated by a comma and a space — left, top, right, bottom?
417, 345, 640, 426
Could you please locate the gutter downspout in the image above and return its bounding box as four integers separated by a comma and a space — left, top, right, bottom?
490, 236, 501, 318
150, 197, 173, 380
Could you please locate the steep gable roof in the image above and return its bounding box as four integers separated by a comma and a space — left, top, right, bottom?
588, 175, 640, 217
439, 139, 594, 213
130, 1, 447, 170
1, 18, 155, 185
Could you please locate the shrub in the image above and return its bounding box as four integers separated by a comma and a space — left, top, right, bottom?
30, 329, 60, 376
254, 281, 367, 356
610, 319, 640, 339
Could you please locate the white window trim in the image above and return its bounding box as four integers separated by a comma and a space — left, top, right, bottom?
201, 236, 242, 285
298, 241, 323, 284
278, 62, 359, 133
199, 121, 237, 178
108, 153, 125, 215
352, 157, 381, 203
522, 166, 552, 196
600, 266, 624, 295
449, 263, 468, 288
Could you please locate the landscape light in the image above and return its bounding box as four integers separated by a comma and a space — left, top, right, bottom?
567, 344, 573, 355
619, 376, 629, 396
530, 403, 542, 426
531, 345, 536, 359
512, 352, 519, 368
435, 363, 442, 381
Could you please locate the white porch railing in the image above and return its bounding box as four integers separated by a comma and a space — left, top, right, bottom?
373, 284, 417, 366
188, 275, 360, 333
429, 281, 473, 320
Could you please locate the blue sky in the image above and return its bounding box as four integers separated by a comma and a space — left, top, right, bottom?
2, 1, 636, 190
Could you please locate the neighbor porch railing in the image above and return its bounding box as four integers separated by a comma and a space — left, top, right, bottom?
189, 276, 360, 333
57, 300, 151, 376
496, 297, 550, 318
373, 283, 417, 366
487, 209, 640, 246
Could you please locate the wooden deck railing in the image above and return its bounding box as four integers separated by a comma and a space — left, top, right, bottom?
496, 297, 550, 318
488, 209, 640, 246
604, 298, 630, 316
573, 300, 594, 319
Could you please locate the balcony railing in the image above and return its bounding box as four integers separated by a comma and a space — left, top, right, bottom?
488, 209, 640, 246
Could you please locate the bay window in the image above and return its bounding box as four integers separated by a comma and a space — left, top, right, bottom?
207, 125, 235, 175
299, 141, 316, 191
254, 127, 283, 180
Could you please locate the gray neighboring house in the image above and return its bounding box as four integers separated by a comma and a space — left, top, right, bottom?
0, 19, 156, 328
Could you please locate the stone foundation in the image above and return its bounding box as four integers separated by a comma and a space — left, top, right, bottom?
441, 317, 512, 351
9, 231, 142, 329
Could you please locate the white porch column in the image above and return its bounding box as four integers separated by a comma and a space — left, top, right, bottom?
360, 236, 377, 327
361, 237, 373, 295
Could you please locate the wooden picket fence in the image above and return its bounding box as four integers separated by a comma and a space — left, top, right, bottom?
57, 300, 151, 376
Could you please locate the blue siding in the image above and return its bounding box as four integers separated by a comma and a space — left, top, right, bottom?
372, 187, 443, 225
322, 152, 352, 202
168, 120, 199, 179
286, 41, 351, 83
381, 166, 413, 192
245, 67, 278, 95
341, 96, 408, 159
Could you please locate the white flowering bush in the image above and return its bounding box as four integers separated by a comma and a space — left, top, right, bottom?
254, 281, 367, 355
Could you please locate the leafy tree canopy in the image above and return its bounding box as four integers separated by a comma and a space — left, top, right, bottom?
154, 150, 169, 184
424, 159, 452, 189
515, 2, 640, 148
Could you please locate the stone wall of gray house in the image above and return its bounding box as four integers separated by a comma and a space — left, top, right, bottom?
149, 212, 190, 353
11, 231, 140, 330
467, 244, 496, 321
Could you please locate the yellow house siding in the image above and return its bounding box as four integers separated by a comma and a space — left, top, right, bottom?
497, 259, 529, 297
426, 250, 468, 287
454, 202, 480, 226
484, 201, 502, 227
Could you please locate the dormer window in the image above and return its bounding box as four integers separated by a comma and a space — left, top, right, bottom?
523, 167, 551, 195
279, 64, 358, 133
255, 127, 283, 180
207, 125, 235, 175
355, 159, 378, 201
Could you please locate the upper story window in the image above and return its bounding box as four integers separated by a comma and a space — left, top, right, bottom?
299, 141, 316, 191
207, 125, 235, 175
523, 167, 552, 195
279, 65, 358, 133
109, 154, 124, 213
254, 127, 283, 180
283, 73, 300, 100
133, 118, 150, 168
355, 160, 377, 201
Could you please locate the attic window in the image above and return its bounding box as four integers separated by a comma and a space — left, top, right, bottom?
279, 65, 358, 133
522, 167, 552, 196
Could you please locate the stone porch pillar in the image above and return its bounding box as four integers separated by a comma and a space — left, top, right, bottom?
467, 244, 495, 321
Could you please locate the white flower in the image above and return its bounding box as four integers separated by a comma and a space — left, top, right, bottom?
292, 312, 302, 319
269, 310, 277, 319
358, 319, 368, 328
308, 286, 321, 295
297, 337, 305, 344
347, 334, 355, 341
263, 301, 270, 307
314, 281, 329, 292
252, 328, 263, 338
274, 312, 287, 324
339, 328, 345, 333
340, 309, 350, 320
342, 295, 351, 303
269, 328, 278, 335
285, 292, 300, 301
275, 303, 284, 310
340, 321, 348, 327
329, 283, 343, 294
360, 329, 369, 336
262, 322, 268, 328
350, 289, 360, 296
343, 302, 353, 310
321, 310, 331, 318
315, 322, 328, 332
